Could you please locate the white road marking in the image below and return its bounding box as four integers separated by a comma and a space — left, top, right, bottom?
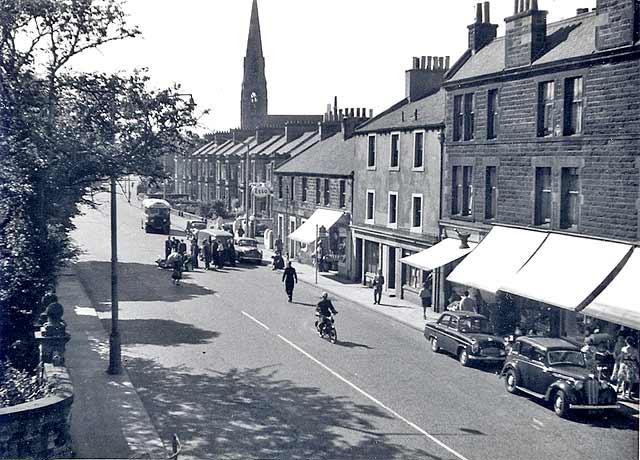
276, 334, 471, 460
241, 311, 270, 331
214, 293, 221, 298
532, 418, 544, 427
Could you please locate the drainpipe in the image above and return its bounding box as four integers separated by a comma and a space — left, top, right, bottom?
436, 127, 446, 312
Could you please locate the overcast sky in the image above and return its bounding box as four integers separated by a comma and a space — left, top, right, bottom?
72, 0, 597, 133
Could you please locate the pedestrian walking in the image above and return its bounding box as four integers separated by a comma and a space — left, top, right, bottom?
459, 291, 478, 313
611, 334, 626, 383
171, 256, 182, 286
372, 269, 384, 305
616, 336, 639, 399
418, 279, 432, 320
211, 240, 220, 269
237, 225, 245, 238
282, 261, 298, 302
172, 237, 179, 252
191, 241, 200, 269
228, 241, 236, 267
164, 236, 172, 259
217, 241, 226, 269
275, 237, 283, 254
203, 239, 211, 271
178, 239, 187, 255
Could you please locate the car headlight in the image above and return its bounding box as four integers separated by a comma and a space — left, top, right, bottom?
471, 343, 480, 353
574, 380, 584, 391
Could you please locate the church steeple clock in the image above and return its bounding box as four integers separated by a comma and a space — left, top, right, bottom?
241, 0, 268, 130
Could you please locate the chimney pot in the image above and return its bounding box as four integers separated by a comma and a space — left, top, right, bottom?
438, 57, 444, 69
369, 109, 373, 118
483, 2, 490, 23
519, 0, 525, 13
356, 108, 361, 117
445, 56, 451, 70
576, 7, 589, 15
475, 3, 483, 23
412, 57, 420, 69
531, 0, 538, 10
525, 0, 531, 12
427, 56, 433, 70
362, 108, 366, 118
420, 56, 427, 69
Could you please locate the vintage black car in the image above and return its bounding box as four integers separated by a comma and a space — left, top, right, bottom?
424, 312, 506, 366
501, 337, 618, 418
234, 237, 264, 264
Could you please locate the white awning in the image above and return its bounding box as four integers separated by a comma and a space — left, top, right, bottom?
288, 209, 344, 244
399, 238, 477, 271
581, 250, 640, 330
500, 234, 633, 311
447, 226, 548, 294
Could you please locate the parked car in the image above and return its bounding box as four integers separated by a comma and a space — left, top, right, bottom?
185, 219, 207, 238
234, 238, 263, 264
500, 336, 618, 418
424, 312, 506, 367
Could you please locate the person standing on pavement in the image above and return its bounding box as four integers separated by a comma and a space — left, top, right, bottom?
178, 239, 187, 255
203, 238, 211, 271
217, 241, 226, 269
616, 336, 639, 399
275, 237, 284, 255
190, 240, 200, 270
282, 261, 298, 302
459, 291, 478, 313
172, 237, 179, 252
164, 236, 172, 260
211, 240, 219, 270
373, 269, 384, 305
418, 280, 432, 320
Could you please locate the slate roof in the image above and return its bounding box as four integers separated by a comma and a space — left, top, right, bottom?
448, 12, 599, 82
355, 89, 445, 134
224, 137, 257, 157
191, 141, 216, 157
275, 132, 355, 177
279, 131, 319, 158
252, 135, 283, 156
257, 135, 287, 156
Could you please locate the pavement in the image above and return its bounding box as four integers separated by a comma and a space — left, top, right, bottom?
58, 194, 638, 458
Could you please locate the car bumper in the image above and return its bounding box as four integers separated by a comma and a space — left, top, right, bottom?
569, 404, 619, 410
238, 255, 262, 261
468, 354, 506, 362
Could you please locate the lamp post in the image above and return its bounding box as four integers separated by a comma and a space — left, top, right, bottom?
107, 175, 121, 375
244, 141, 251, 237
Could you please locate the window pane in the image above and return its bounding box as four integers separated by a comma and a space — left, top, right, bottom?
367, 192, 374, 220
391, 134, 399, 168
561, 167, 580, 229
452, 166, 461, 215
535, 167, 552, 225
339, 180, 346, 208
413, 196, 422, 227
368, 136, 376, 167
389, 194, 397, 224
538, 81, 555, 137
464, 94, 475, 141
487, 89, 499, 139
324, 179, 330, 205
462, 166, 473, 216
485, 166, 497, 219
316, 178, 321, 204
453, 96, 463, 141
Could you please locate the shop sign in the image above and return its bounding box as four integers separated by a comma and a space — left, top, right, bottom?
252, 184, 270, 198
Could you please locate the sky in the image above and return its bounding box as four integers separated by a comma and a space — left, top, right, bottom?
72, 0, 597, 133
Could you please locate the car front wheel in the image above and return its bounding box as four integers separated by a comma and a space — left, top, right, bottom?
504, 369, 519, 394
458, 348, 470, 367
553, 390, 570, 418
430, 337, 440, 353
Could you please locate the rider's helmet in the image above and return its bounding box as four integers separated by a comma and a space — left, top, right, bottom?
321, 292, 328, 299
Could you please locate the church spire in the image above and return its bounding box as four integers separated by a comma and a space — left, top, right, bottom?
241, 0, 268, 130
246, 0, 263, 59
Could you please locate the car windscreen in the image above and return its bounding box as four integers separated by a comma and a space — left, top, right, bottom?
147, 208, 169, 216
192, 222, 206, 229
237, 239, 257, 247
458, 318, 492, 334
547, 350, 586, 367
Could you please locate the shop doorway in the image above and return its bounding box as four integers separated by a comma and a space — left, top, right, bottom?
388, 247, 396, 290
355, 238, 363, 283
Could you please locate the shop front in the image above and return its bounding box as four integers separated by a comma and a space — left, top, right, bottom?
288, 209, 352, 279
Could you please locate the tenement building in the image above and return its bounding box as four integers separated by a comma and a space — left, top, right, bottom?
440, 0, 640, 338
352, 56, 447, 304
273, 109, 370, 279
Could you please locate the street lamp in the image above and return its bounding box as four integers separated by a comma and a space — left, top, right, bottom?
107, 175, 121, 375
244, 140, 251, 237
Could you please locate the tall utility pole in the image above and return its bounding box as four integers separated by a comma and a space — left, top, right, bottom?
244, 141, 251, 236
107, 175, 122, 375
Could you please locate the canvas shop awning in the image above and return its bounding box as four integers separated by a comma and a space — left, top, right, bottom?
447, 226, 548, 294
581, 249, 640, 330
399, 238, 477, 272
288, 209, 345, 244
500, 233, 633, 312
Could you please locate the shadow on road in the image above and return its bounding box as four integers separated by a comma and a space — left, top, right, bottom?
112, 318, 220, 347
125, 358, 443, 460
335, 340, 373, 350
75, 261, 216, 308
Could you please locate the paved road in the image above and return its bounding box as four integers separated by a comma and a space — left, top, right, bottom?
71, 190, 638, 460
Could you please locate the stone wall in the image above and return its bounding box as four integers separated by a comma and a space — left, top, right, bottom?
0, 365, 73, 459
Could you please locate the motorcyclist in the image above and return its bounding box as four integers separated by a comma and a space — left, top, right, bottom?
316, 292, 338, 335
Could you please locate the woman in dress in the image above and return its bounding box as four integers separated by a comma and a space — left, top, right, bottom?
616, 336, 639, 399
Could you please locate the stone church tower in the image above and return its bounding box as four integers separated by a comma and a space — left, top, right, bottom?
240, 0, 268, 130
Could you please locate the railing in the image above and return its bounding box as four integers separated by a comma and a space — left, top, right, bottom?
168, 434, 182, 460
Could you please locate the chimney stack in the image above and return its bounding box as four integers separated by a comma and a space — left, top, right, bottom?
595, 0, 639, 51
405, 55, 448, 102
504, 0, 547, 68
468, 2, 499, 53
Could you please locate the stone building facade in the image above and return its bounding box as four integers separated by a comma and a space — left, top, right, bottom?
441, 0, 640, 337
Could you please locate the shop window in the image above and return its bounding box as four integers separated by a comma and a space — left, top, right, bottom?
534, 167, 551, 226
485, 166, 497, 220
564, 77, 583, 136
560, 167, 580, 230
487, 89, 499, 140
364, 240, 379, 274
537, 81, 555, 137
390, 133, 399, 169
405, 264, 422, 289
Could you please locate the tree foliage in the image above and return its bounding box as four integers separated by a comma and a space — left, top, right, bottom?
0, 0, 201, 361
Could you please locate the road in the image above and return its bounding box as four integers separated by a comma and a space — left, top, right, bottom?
70, 189, 638, 460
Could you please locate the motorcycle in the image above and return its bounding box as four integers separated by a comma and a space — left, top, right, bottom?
315, 313, 338, 344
